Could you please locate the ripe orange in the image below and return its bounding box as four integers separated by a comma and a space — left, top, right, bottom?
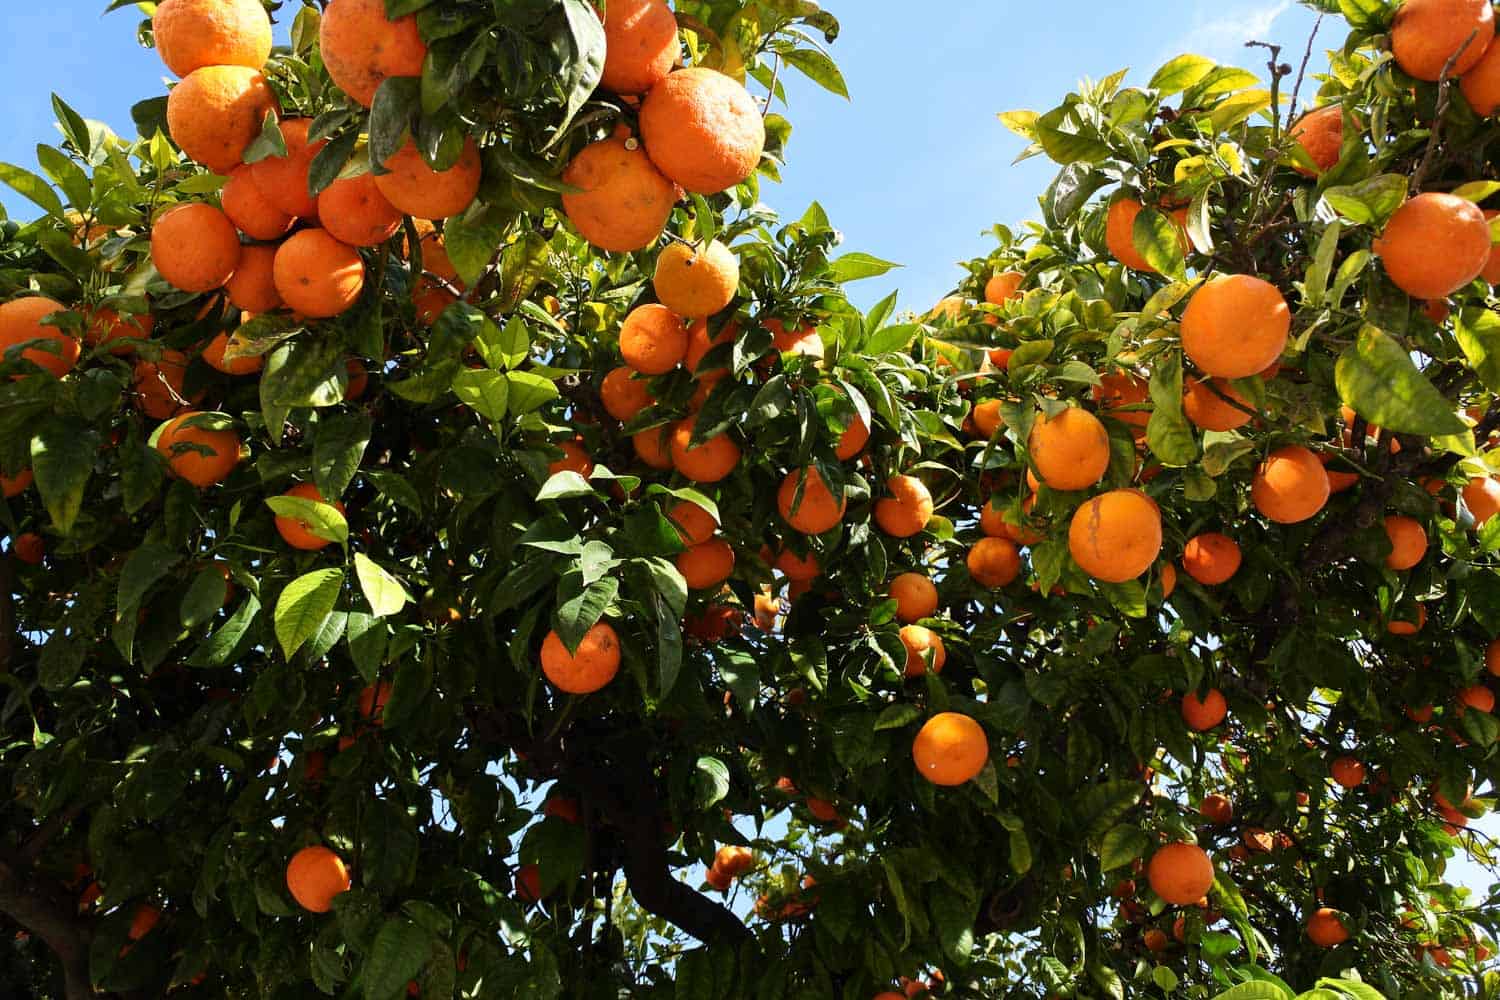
127, 903, 161, 941
631, 427, 673, 470
620, 303, 688, 374
274, 483, 345, 550
1143, 928, 1169, 953
1147, 843, 1214, 906
152, 0, 272, 78
600, 0, 679, 94
166, 66, 278, 174
667, 501, 717, 547
225, 243, 282, 313
1392, 0, 1494, 82
1330, 756, 1366, 789
133, 349, 201, 419
560, 137, 678, 252
320, 0, 427, 107
413, 278, 456, 326
1180, 274, 1291, 379
318, 172, 403, 247
968, 537, 1021, 588
285, 845, 351, 913
1183, 377, 1253, 431
358, 680, 391, 723
84, 307, 153, 355
836, 413, 871, 460
1068, 489, 1162, 583
249, 118, 325, 218
1306, 908, 1350, 947
203, 332, 262, 375
639, 68, 765, 194
1373, 193, 1491, 299
515, 863, 543, 904
875, 474, 934, 538
971, 399, 1005, 439
1, 468, 33, 498
778, 467, 846, 534
1199, 793, 1233, 825
912, 712, 989, 786
376, 137, 481, 221
772, 549, 820, 585
273, 229, 365, 318
1486, 636, 1500, 675
13, 533, 45, 566
1094, 371, 1151, 431
712, 845, 755, 878
1384, 515, 1428, 570
1462, 34, 1500, 114
899, 624, 946, 677
601, 366, 655, 421
669, 420, 740, 482
0, 297, 79, 377
1388, 603, 1427, 635
156, 412, 240, 487
753, 589, 780, 629
1289, 106, 1351, 175
1464, 476, 1500, 526
889, 573, 939, 622
1251, 445, 1330, 524
540, 622, 621, 694
684, 317, 735, 377
1181, 688, 1227, 731
767, 318, 824, 359
547, 439, 593, 478
985, 271, 1023, 304
1105, 198, 1187, 272
221, 165, 293, 240
1459, 683, 1495, 713
151, 203, 242, 293
1181, 532, 1241, 585
1028, 407, 1110, 491
1159, 561, 1177, 599
343, 358, 369, 399
654, 239, 739, 318
677, 538, 735, 589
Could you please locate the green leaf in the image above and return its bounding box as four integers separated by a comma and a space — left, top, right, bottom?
1098, 824, 1150, 871
874, 703, 922, 731
1323, 174, 1408, 226
552, 0, 607, 141
537, 471, 594, 501
1146, 352, 1196, 467
451, 368, 509, 421
368, 77, 421, 170
265, 495, 348, 547
354, 553, 411, 618
782, 47, 850, 99
241, 111, 287, 164
361, 916, 430, 1000
180, 567, 228, 631
307, 129, 358, 198
505, 371, 559, 414
1150, 54, 1216, 96
34, 146, 90, 210
1302, 221, 1342, 309
365, 470, 422, 514
1338, 0, 1391, 32
477, 314, 530, 371
554, 572, 618, 652
1334, 326, 1466, 437
274, 569, 344, 661
692, 756, 730, 809
1210, 984, 1292, 1000
829, 252, 900, 283
313, 411, 372, 502
657, 592, 683, 698
51, 94, 93, 158
1316, 978, 1387, 1000
0, 162, 63, 218
1154, 967, 1180, 992
443, 211, 507, 288
1133, 207, 1186, 280
187, 595, 260, 668
30, 420, 97, 535
1457, 307, 1500, 393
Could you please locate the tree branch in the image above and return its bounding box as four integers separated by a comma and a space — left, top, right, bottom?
0, 855, 93, 1000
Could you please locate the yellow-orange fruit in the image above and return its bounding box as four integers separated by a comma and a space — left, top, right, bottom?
1307, 907, 1350, 947
667, 501, 716, 547
376, 137, 481, 221
1094, 371, 1152, 431
972, 399, 1005, 438
225, 243, 282, 314
85, 307, 153, 356
1384, 515, 1428, 570
1388, 603, 1427, 635
275, 482, 345, 550
1028, 407, 1110, 491
889, 573, 939, 623
249, 118, 325, 218
1251, 445, 1330, 524
1180, 274, 1290, 379
985, 271, 1023, 304
1330, 756, 1366, 789
1289, 106, 1351, 175
273, 229, 365, 318
1181, 532, 1241, 585
1181, 688, 1227, 730
0, 298, 80, 378
899, 624, 946, 677
677, 538, 735, 590
1373, 192, 1491, 299
1200, 793, 1233, 824
151, 203, 242, 293
202, 332, 263, 376
540, 622, 621, 694
285, 845, 351, 914
1183, 377, 1253, 431
874, 474, 934, 538
778, 467, 846, 535
639, 68, 765, 194
774, 548, 819, 581
152, 0, 273, 78
1464, 476, 1500, 526
221, 165, 293, 240
654, 240, 739, 318
320, 0, 428, 107
912, 712, 989, 786
561, 137, 677, 252
318, 172, 403, 247
166, 66, 278, 174
1147, 843, 1214, 906
631, 427, 673, 470
1068, 489, 1162, 583
620, 304, 688, 374
601, 366, 655, 421
600, 0, 679, 95
1462, 33, 1500, 114
0, 468, 33, 498
836, 413, 870, 460
1105, 198, 1187, 273
767, 318, 824, 359
968, 537, 1021, 588
155, 411, 241, 488
1392, 0, 1493, 82
547, 439, 593, 478
133, 349, 202, 419
669, 420, 740, 483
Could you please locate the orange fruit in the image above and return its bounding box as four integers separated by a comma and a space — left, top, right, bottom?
1392, 0, 1494, 82
1181, 532, 1241, 585
778, 467, 846, 534
155, 411, 240, 487
407, 223, 462, 287
221, 165, 294, 240
753, 589, 780, 630
1199, 793, 1233, 825
320, 0, 427, 107
1146, 843, 1214, 906
875, 474, 934, 538
1105, 197, 1187, 272
0, 468, 33, 498
413, 278, 457, 326
1462, 34, 1500, 114
1180, 274, 1290, 379
318, 171, 403, 247
654, 239, 739, 318
620, 303, 688, 374
515, 863, 543, 904
684, 317, 735, 377
767, 318, 824, 359
1181, 688, 1227, 731
600, 366, 655, 420
600, 0, 679, 94
540, 622, 621, 694
687, 605, 743, 642
712, 844, 754, 878
0, 297, 79, 378
376, 137, 482, 221
1463, 476, 1500, 526
166, 65, 278, 174
127, 903, 161, 941
1459, 683, 1495, 713
1251, 445, 1330, 524
547, 439, 593, 478
248, 118, 325, 218
1388, 603, 1427, 635
968, 537, 1021, 588
631, 427, 673, 470
911, 712, 989, 786
836, 413, 871, 460
273, 229, 365, 318
929, 296, 965, 322
1159, 562, 1177, 599
84, 307, 153, 355
1384, 515, 1428, 570
225, 243, 282, 313
639, 68, 765, 194
343, 358, 369, 400
133, 349, 202, 419
358, 680, 391, 723
971, 399, 1005, 439
285, 845, 351, 913
669, 420, 740, 482
274, 482, 345, 550
984, 271, 1023, 304
899, 624, 946, 677
151, 203, 242, 292
1486, 636, 1500, 675
1306, 907, 1350, 947
1289, 106, 1352, 175
13, 533, 45, 566
667, 500, 717, 546
1069, 489, 1162, 582
1143, 928, 1169, 953
1183, 377, 1253, 431
152, 0, 272, 77
560, 137, 677, 253
889, 573, 939, 622
1373, 193, 1491, 299
202, 332, 262, 376
677, 538, 735, 589
774, 548, 819, 581
1028, 407, 1110, 491
1481, 211, 1500, 284
1094, 371, 1151, 431
1330, 756, 1366, 789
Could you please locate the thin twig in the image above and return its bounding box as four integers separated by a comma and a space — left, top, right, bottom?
1286, 13, 1325, 129
1412, 29, 1480, 192
763, 53, 783, 121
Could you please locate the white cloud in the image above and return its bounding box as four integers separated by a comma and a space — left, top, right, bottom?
1166, 0, 1294, 66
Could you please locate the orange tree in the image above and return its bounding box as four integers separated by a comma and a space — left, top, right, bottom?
5, 0, 1500, 998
